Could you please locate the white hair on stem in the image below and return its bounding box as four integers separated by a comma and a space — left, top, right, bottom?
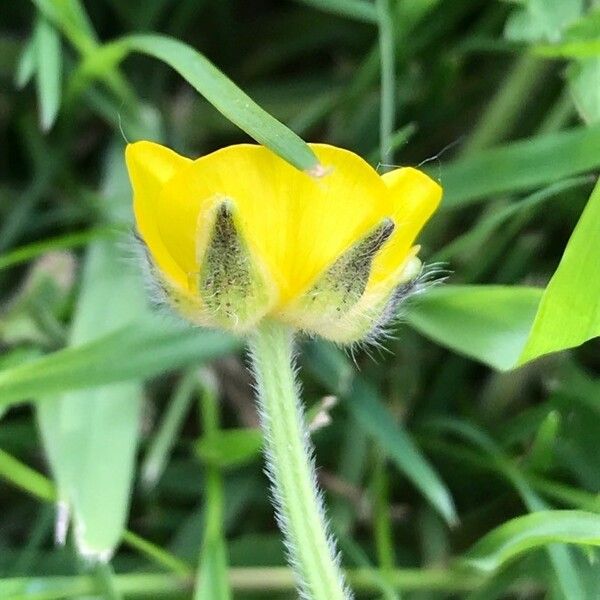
248, 323, 352, 600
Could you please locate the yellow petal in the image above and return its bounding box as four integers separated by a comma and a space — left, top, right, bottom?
369, 167, 442, 287
157, 144, 390, 304
125, 141, 192, 290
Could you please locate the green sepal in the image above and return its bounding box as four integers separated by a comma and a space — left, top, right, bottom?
198, 201, 271, 331
290, 219, 394, 326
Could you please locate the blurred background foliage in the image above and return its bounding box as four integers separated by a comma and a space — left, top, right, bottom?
1, 0, 600, 598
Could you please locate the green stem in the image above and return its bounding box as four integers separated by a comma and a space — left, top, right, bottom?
92, 562, 123, 600
377, 0, 396, 166
0, 567, 488, 597
249, 320, 351, 600
373, 459, 396, 573
195, 373, 231, 599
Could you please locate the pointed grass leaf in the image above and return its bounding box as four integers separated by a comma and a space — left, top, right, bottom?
438, 124, 600, 209
33, 16, 62, 131
36, 237, 145, 557
294, 0, 378, 24
303, 341, 457, 525
71, 34, 319, 172
406, 285, 543, 371
462, 510, 600, 573
32, 0, 99, 55
519, 178, 600, 364
15, 36, 36, 89
343, 371, 457, 526
0, 320, 239, 409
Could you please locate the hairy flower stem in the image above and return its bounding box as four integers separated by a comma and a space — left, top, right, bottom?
249, 320, 352, 600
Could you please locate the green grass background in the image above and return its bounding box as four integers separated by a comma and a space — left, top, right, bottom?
1, 0, 600, 598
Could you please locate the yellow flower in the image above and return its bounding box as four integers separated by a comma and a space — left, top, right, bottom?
126, 141, 441, 343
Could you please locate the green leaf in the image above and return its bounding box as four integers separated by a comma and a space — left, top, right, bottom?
519, 178, 600, 363
196, 538, 231, 600
36, 234, 146, 556
462, 510, 600, 573
71, 34, 319, 172
406, 285, 542, 371
304, 341, 457, 526
15, 36, 36, 89
196, 429, 263, 470
434, 177, 591, 261
526, 411, 560, 473
293, 0, 378, 24
0, 320, 239, 409
504, 0, 582, 43
424, 417, 585, 598
0, 449, 57, 503
438, 124, 600, 209
141, 370, 198, 489
32, 0, 99, 55
567, 59, 600, 124
33, 15, 62, 131
345, 377, 457, 525
0, 226, 118, 271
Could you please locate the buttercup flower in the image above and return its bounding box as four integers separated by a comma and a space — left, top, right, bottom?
126, 142, 441, 342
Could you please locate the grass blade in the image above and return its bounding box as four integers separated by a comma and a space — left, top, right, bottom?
439, 124, 600, 209
141, 369, 197, 489
345, 377, 457, 527
519, 178, 600, 363
304, 342, 457, 526
15, 36, 36, 89
0, 319, 239, 409
73, 34, 320, 172
462, 510, 600, 573
406, 285, 542, 371
293, 0, 378, 24
195, 376, 232, 600
33, 15, 62, 130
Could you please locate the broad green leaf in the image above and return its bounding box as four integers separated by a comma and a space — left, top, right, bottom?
33, 15, 62, 130
520, 178, 600, 363
35, 143, 146, 558
196, 429, 263, 470
438, 124, 600, 209
504, 0, 582, 43
406, 286, 542, 371
567, 59, 600, 124
462, 510, 600, 573
37, 235, 145, 557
